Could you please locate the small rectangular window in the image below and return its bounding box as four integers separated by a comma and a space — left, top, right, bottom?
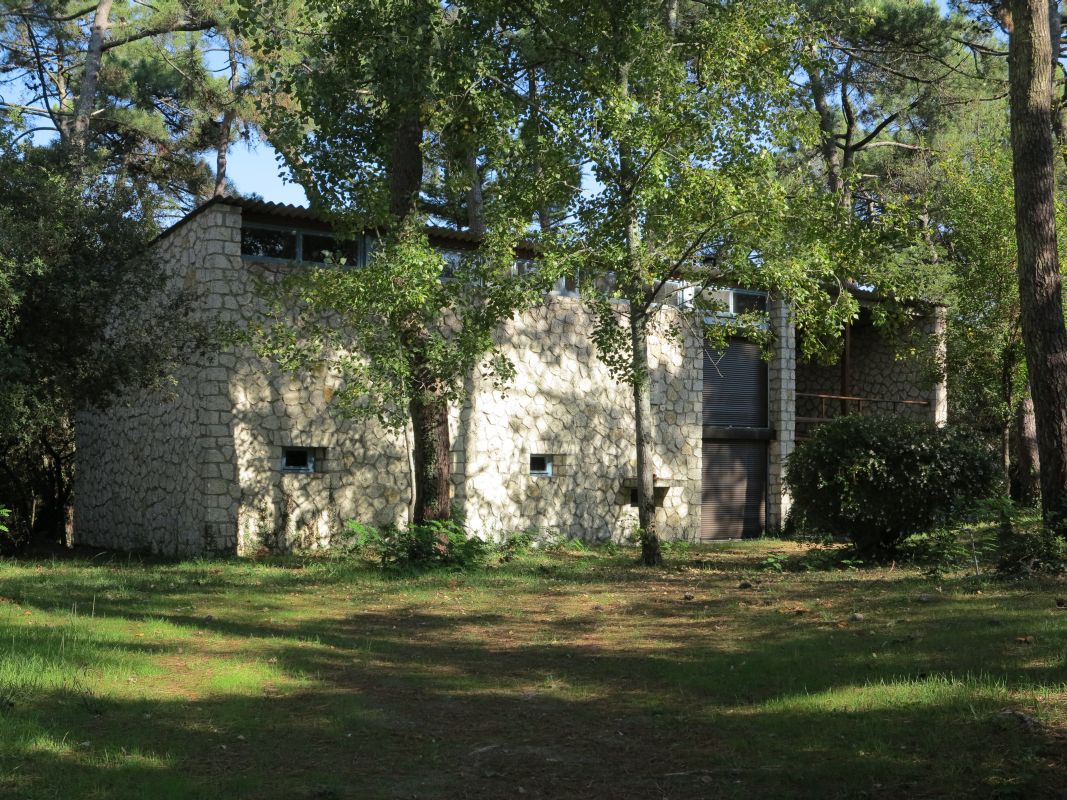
301, 233, 339, 264
529, 454, 553, 476
732, 291, 767, 315
282, 447, 315, 473
242, 227, 297, 260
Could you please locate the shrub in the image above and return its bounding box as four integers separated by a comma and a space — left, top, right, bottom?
497, 530, 535, 561
340, 519, 488, 569
996, 517, 1067, 576
785, 415, 999, 557
336, 520, 380, 556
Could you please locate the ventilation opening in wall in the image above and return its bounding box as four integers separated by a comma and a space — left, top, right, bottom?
282, 447, 316, 473
629, 487, 669, 507
529, 454, 554, 476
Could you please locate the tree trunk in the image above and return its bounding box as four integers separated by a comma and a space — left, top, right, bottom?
630, 310, 661, 565
526, 65, 554, 233
214, 35, 239, 198
1008, 0, 1067, 533
615, 54, 661, 566
40, 433, 73, 545
1002, 416, 1013, 491
1011, 394, 1042, 506
69, 0, 113, 156
810, 69, 845, 199
465, 149, 486, 235
389, 109, 424, 222
662, 0, 679, 33
388, 106, 452, 523
408, 381, 452, 523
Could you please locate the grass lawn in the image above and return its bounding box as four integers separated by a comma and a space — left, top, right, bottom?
0, 540, 1065, 799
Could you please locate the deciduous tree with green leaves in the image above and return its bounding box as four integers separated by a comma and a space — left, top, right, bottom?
525, 0, 898, 563
241, 0, 565, 523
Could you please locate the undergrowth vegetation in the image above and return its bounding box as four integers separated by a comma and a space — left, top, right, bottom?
337, 519, 612, 569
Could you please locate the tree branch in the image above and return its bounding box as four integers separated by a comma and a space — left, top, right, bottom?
101, 18, 217, 52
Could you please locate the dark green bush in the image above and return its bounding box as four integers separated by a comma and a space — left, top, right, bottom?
340, 519, 488, 569
785, 415, 999, 557
996, 518, 1067, 576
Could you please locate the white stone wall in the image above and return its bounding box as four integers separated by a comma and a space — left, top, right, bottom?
75, 200, 940, 554
74, 201, 705, 552
228, 293, 702, 550
457, 297, 702, 543
229, 359, 411, 553
73, 207, 240, 555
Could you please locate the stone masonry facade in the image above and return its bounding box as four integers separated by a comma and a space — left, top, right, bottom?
795, 305, 948, 432
74, 198, 942, 556
74, 201, 707, 554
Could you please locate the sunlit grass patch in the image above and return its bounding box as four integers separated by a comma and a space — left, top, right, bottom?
761, 672, 1032, 715
0, 540, 1065, 799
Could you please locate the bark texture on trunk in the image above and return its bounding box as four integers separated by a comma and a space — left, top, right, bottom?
1009, 0, 1067, 532
1011, 394, 1042, 506
69, 0, 113, 156
213, 35, 239, 198
630, 312, 661, 565
465, 149, 485, 235
388, 106, 453, 523
408, 381, 452, 523
616, 52, 661, 566
389, 110, 424, 221
810, 69, 845, 199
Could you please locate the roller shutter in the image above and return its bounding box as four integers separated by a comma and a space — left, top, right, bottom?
701, 440, 766, 540
703, 340, 767, 427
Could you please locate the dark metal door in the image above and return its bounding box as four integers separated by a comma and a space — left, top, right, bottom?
701, 440, 766, 540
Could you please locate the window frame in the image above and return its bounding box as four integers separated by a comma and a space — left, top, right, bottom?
728, 288, 768, 315
702, 287, 770, 330
529, 454, 554, 477
281, 447, 316, 474
241, 223, 361, 266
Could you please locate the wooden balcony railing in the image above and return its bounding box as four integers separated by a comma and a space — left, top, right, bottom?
796, 392, 931, 438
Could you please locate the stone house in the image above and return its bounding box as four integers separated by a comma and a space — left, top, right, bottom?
74, 197, 947, 556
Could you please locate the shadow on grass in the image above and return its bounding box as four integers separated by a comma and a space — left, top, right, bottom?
1, 551, 1065, 799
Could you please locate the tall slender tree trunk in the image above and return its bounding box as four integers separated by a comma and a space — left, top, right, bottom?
408, 371, 452, 523
630, 309, 660, 565
390, 108, 452, 523
1011, 394, 1042, 505
465, 149, 485, 235
525, 63, 554, 232
616, 55, 661, 566
69, 0, 113, 157
389, 111, 424, 222
214, 35, 239, 198
810, 69, 845, 200
1008, 0, 1067, 533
